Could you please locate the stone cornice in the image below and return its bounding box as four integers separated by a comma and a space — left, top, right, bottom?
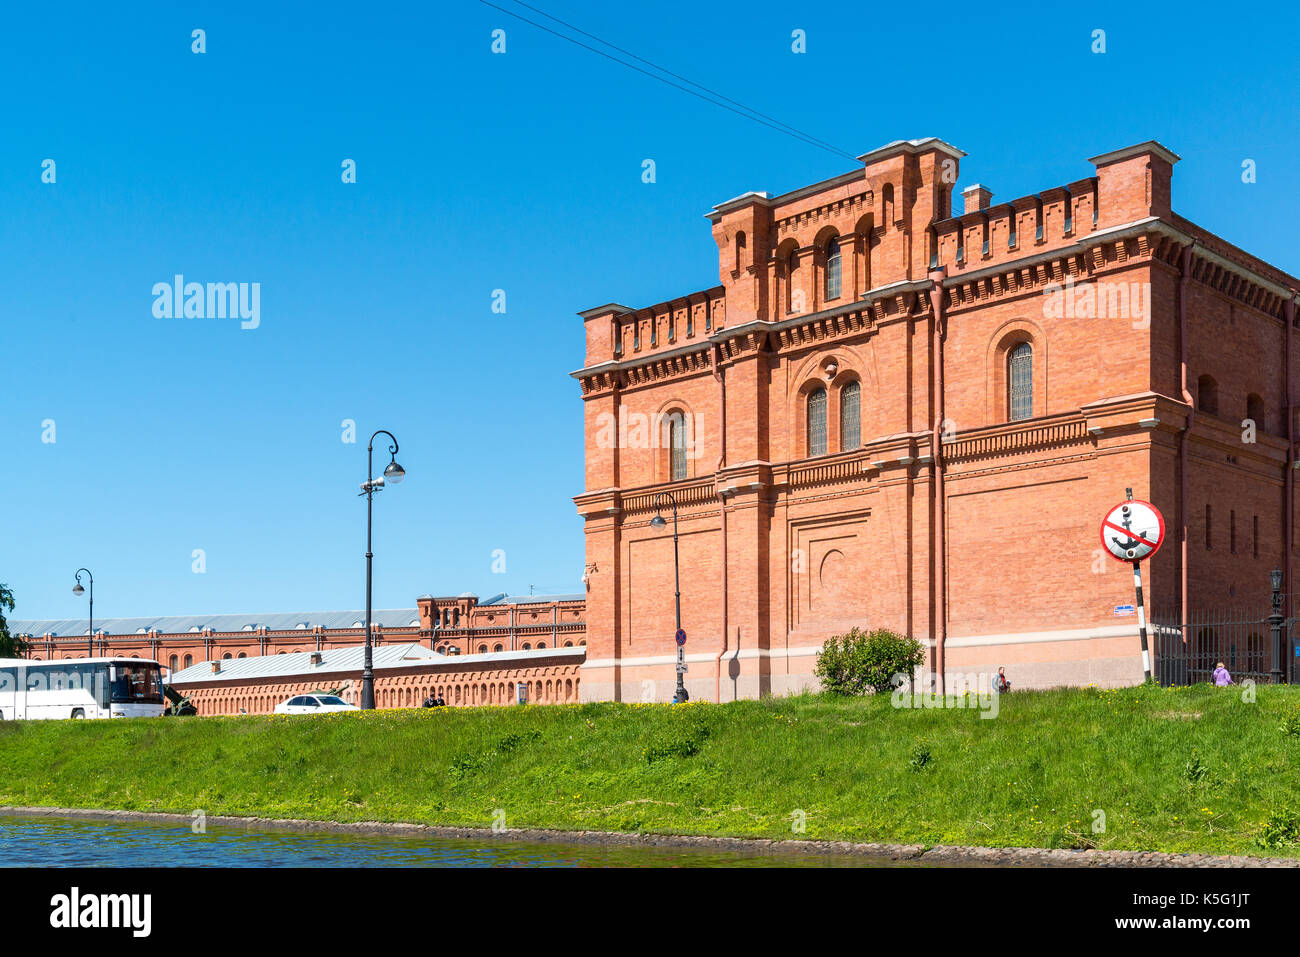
572, 280, 932, 390
943, 217, 1297, 320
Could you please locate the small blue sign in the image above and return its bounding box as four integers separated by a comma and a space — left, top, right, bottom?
675, 628, 687, 646
1114, 604, 1136, 617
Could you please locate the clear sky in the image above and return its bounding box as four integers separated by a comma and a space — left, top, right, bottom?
3, 0, 1298, 622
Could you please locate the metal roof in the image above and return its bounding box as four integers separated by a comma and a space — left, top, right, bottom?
168, 642, 440, 685
168, 642, 586, 686
8, 608, 422, 638
478, 593, 584, 606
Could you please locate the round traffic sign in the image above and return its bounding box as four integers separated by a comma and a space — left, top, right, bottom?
675, 628, 687, 646
1100, 499, 1165, 563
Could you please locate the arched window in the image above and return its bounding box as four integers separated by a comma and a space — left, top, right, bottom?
478, 644, 487, 654
824, 237, 842, 300
840, 380, 861, 450
1247, 393, 1266, 433
807, 387, 828, 456
1008, 342, 1033, 421
1198, 374, 1218, 416
183, 655, 193, 668
169, 655, 178, 672
493, 643, 503, 653
669, 413, 688, 481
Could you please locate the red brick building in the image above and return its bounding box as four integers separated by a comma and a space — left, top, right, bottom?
12, 593, 588, 714
574, 138, 1299, 700
12, 592, 585, 674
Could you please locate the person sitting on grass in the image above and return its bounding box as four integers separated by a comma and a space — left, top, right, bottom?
1212, 662, 1234, 686
992, 667, 1010, 694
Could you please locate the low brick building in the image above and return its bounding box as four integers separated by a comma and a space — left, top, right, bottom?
11, 592, 587, 684
167, 643, 585, 715
574, 137, 1299, 700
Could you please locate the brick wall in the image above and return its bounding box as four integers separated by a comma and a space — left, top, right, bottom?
575, 138, 1300, 699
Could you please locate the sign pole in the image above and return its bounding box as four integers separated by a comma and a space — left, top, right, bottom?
1133, 560, 1151, 683
1101, 489, 1164, 686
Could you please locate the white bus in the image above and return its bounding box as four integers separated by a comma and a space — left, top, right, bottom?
0, 658, 165, 720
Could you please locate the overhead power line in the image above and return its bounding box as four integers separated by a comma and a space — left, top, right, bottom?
477, 0, 860, 162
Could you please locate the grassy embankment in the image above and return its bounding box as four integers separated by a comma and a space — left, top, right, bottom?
3, 683, 1300, 856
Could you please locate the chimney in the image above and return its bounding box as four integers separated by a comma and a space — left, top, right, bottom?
963, 184, 993, 213
210, 661, 221, 674
310, 652, 323, 666
1088, 141, 1180, 228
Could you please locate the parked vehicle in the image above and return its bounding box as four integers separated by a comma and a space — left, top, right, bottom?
0, 658, 165, 720
273, 693, 358, 714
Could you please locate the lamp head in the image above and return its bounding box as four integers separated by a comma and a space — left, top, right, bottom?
1272, 568, 1284, 592
650, 513, 666, 529
384, 458, 406, 484
72, 583, 85, 597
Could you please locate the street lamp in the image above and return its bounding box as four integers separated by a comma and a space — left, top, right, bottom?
359, 430, 405, 710
1269, 567, 1285, 685
649, 491, 687, 703
73, 568, 93, 657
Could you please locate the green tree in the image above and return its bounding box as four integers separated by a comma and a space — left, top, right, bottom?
0, 583, 27, 658
814, 627, 924, 696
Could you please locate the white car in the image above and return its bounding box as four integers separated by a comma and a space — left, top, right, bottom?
274, 693, 358, 714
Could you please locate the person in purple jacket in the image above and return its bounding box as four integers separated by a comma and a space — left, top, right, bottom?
1212, 662, 1234, 686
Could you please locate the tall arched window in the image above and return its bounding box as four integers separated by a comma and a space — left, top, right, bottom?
1198, 375, 1218, 416
824, 238, 842, 300
840, 380, 861, 449
1247, 393, 1266, 433
669, 412, 688, 481
1008, 342, 1033, 421
183, 654, 193, 668
807, 387, 828, 456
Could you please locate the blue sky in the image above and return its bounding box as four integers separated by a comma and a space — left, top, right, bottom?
3, 1, 1298, 621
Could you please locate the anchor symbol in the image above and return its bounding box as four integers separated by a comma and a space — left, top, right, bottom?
1110, 508, 1143, 552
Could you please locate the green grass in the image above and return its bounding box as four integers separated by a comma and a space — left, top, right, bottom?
3, 683, 1300, 856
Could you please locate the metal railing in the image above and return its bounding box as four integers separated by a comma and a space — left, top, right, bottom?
1149, 605, 1273, 685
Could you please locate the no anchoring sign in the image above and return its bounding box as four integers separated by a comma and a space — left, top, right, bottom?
1100, 499, 1164, 564
1101, 490, 1164, 683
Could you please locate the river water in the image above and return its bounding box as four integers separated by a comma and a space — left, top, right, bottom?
0, 814, 915, 867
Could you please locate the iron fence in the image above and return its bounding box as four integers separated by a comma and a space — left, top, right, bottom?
1148, 605, 1274, 686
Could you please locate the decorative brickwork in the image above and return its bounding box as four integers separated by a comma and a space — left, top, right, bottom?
575, 139, 1300, 701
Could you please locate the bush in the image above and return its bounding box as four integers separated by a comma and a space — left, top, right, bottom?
814, 627, 925, 696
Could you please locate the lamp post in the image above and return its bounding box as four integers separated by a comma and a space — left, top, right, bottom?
1269, 567, 1285, 685
649, 491, 687, 703
360, 430, 406, 710
72, 569, 93, 657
